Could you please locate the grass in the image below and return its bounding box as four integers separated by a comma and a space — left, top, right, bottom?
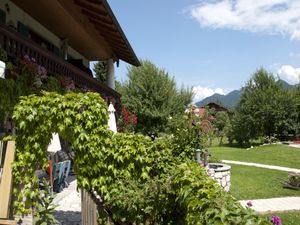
208, 144, 300, 169
229, 164, 300, 200
208, 142, 300, 223
264, 211, 300, 225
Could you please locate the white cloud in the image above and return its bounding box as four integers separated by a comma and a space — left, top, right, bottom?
277, 65, 300, 84
193, 86, 225, 102
190, 0, 300, 40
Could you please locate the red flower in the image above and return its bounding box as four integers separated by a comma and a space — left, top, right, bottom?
132, 113, 137, 127
122, 107, 130, 124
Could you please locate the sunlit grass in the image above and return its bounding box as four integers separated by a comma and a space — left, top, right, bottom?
209, 144, 300, 169
229, 164, 300, 200
264, 211, 300, 225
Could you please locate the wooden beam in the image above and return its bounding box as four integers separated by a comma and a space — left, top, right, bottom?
74, 0, 107, 16
0, 219, 16, 225
100, 37, 127, 50
81, 8, 112, 25
94, 27, 123, 42
85, 0, 104, 5
0, 141, 15, 219
89, 18, 118, 33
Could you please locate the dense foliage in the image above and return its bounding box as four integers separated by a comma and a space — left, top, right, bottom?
0, 52, 93, 133
213, 111, 230, 145
12, 92, 111, 214
33, 180, 59, 225
292, 84, 300, 136
173, 163, 270, 225
227, 68, 299, 144
12, 92, 271, 224
118, 60, 193, 136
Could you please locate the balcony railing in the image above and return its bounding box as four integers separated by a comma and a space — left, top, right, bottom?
0, 23, 120, 102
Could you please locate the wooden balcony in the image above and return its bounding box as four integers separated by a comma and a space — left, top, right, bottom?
0, 23, 120, 103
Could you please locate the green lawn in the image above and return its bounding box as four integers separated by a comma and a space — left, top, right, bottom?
264, 211, 300, 225
209, 144, 300, 169
208, 144, 300, 223
229, 164, 300, 200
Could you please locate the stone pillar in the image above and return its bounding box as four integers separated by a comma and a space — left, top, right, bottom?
107, 58, 115, 90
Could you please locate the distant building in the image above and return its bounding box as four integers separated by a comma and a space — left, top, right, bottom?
205, 102, 228, 114
186, 101, 228, 121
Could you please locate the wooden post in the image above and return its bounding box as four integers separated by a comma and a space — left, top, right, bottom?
0, 141, 16, 224
49, 159, 53, 193
0, 219, 16, 225
81, 189, 97, 225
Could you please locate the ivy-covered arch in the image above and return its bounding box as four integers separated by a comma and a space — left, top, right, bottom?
12, 91, 112, 214
10, 92, 272, 224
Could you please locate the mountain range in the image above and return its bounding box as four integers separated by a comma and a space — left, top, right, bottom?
195, 79, 295, 109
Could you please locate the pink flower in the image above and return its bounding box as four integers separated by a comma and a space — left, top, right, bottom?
246, 201, 253, 207
60, 77, 75, 90
37, 65, 47, 79
271, 215, 282, 225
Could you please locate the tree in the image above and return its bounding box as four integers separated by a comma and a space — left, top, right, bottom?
118, 60, 193, 136
291, 84, 300, 137
214, 111, 229, 145
229, 68, 297, 144
93, 61, 107, 82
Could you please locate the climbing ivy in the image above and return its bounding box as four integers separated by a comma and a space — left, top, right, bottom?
12, 91, 271, 224
0, 52, 91, 133
12, 91, 111, 214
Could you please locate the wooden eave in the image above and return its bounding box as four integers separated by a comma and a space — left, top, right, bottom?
11, 0, 140, 66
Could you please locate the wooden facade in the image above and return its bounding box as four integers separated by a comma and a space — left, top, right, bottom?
0, 23, 121, 102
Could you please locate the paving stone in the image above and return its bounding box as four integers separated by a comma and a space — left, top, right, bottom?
53, 177, 82, 224
239, 197, 300, 213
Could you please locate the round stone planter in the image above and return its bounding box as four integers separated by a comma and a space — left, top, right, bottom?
207, 163, 231, 192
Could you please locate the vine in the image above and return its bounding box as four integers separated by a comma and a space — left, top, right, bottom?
0, 51, 94, 133
12, 91, 111, 214
11, 91, 272, 224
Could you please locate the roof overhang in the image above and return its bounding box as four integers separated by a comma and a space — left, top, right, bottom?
12, 0, 140, 66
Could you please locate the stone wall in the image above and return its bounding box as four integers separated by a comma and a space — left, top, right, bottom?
207, 163, 231, 192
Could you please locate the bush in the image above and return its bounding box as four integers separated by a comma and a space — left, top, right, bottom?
97, 134, 271, 224
12, 92, 271, 224
173, 162, 271, 225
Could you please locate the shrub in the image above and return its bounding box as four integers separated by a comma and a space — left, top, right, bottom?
12, 92, 271, 224
173, 162, 271, 225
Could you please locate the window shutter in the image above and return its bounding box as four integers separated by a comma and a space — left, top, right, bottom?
17, 21, 29, 37
0, 9, 6, 24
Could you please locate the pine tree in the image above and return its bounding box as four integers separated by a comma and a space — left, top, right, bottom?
118, 60, 193, 136
93, 61, 107, 82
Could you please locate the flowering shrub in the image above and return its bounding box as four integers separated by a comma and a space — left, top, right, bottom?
59, 77, 76, 91
117, 107, 137, 132
271, 215, 282, 225
78, 85, 91, 93
22, 55, 78, 92
22, 55, 48, 88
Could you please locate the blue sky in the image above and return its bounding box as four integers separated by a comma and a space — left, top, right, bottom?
105, 0, 300, 102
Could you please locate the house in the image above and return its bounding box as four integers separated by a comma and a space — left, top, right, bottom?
186, 101, 228, 122
205, 102, 228, 114
0, 0, 139, 105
